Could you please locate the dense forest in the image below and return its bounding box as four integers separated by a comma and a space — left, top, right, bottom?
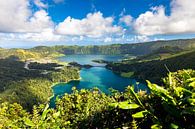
31, 38, 195, 55
0, 38, 195, 128
0, 57, 79, 110
0, 69, 194, 128
107, 49, 195, 84
1, 38, 195, 60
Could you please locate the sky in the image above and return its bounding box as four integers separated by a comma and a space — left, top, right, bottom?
0, 0, 195, 48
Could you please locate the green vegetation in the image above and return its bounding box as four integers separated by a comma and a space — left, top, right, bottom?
1, 38, 195, 61
30, 46, 64, 58
107, 50, 195, 84
0, 58, 79, 110
0, 69, 194, 128
121, 72, 134, 78
133, 46, 184, 61
0, 38, 195, 128
30, 38, 195, 55
0, 48, 41, 61
0, 47, 64, 61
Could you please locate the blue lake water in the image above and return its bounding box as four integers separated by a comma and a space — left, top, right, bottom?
58, 54, 124, 66
50, 55, 148, 107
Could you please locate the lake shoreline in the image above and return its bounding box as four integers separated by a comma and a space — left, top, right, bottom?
48, 70, 82, 102
49, 55, 148, 107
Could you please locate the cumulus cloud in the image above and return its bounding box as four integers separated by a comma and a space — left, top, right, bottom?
55, 12, 122, 37
0, 29, 62, 42
0, 0, 53, 33
34, 0, 48, 8
1, 0, 194, 45
134, 0, 195, 35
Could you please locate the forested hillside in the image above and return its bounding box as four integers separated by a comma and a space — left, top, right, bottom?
107, 50, 195, 84
31, 38, 195, 55
0, 69, 194, 128
1, 39, 195, 59
0, 48, 41, 60
0, 48, 63, 61
0, 58, 79, 110
0, 38, 195, 128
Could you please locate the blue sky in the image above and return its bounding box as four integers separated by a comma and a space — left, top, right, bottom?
47, 0, 170, 21
0, 0, 195, 48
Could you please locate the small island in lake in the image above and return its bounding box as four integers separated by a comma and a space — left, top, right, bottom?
68, 61, 93, 69
92, 59, 111, 64
0, 0, 195, 128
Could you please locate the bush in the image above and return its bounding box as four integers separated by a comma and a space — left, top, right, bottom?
0, 69, 194, 128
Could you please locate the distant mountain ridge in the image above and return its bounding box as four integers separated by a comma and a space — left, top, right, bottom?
31, 38, 195, 55
1, 38, 195, 60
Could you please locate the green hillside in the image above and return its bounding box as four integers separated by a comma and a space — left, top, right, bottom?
1, 38, 195, 59
107, 50, 195, 84
0, 58, 79, 110
30, 38, 195, 55
0, 38, 195, 128
0, 69, 194, 128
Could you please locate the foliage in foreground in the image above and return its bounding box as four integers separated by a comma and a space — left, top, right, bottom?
0, 69, 195, 128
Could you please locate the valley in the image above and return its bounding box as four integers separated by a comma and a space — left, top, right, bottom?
0, 38, 195, 128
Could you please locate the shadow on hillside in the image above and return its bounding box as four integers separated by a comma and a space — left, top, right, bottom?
108, 51, 195, 84
0, 57, 54, 110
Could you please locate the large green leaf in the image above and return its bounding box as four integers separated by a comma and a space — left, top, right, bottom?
189, 81, 195, 87
128, 86, 144, 107
109, 101, 140, 110
151, 124, 162, 129
187, 77, 195, 82
147, 80, 176, 105
41, 104, 50, 120
109, 102, 118, 108
132, 110, 148, 118
170, 123, 179, 129
118, 101, 140, 110
24, 118, 35, 127
187, 98, 195, 105
175, 87, 192, 96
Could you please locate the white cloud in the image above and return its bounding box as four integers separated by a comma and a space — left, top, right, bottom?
119, 15, 133, 26
0, 0, 53, 33
34, 0, 48, 8
28, 10, 53, 32
134, 0, 195, 35
0, 29, 63, 42
2, 0, 194, 45
55, 12, 122, 37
